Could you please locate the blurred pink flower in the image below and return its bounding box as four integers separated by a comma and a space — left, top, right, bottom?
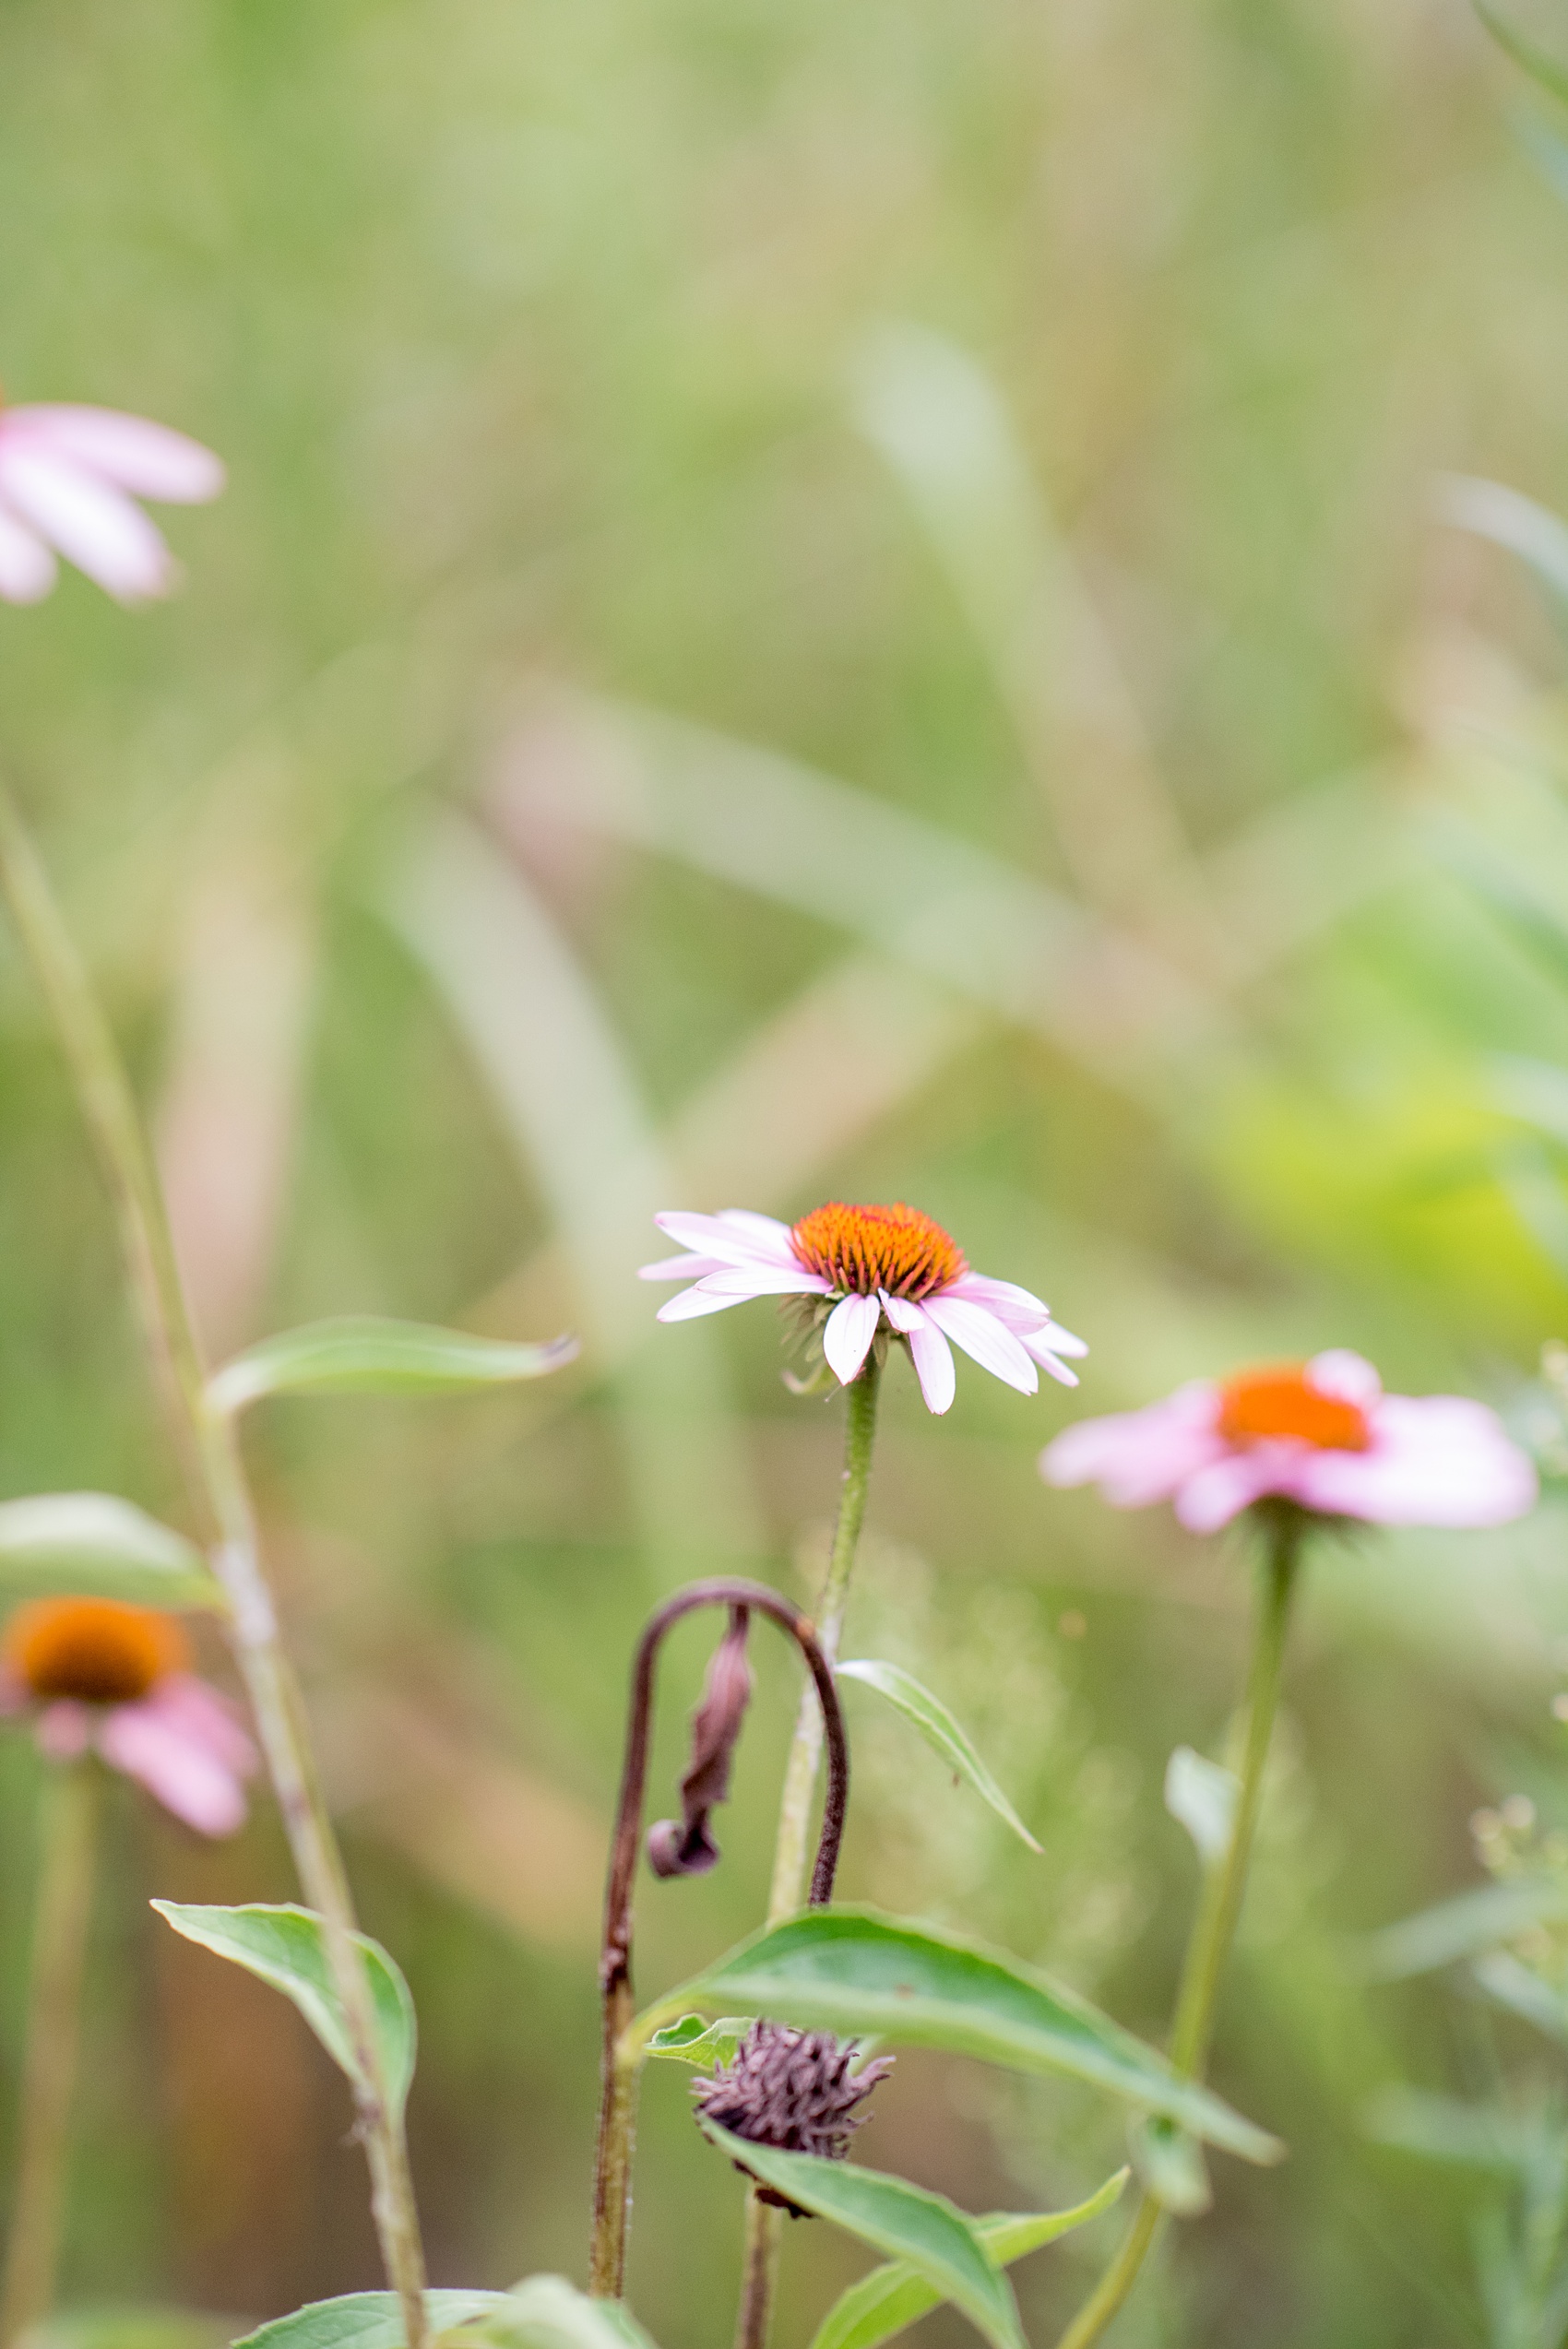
1040, 1350, 1538, 1535
0, 1596, 256, 1835
0, 403, 224, 605
641, 1199, 1086, 1415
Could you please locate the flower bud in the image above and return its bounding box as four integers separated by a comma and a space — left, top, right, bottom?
693, 2021, 895, 2214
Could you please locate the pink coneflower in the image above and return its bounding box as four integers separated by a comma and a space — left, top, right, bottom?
0, 1596, 256, 1835
0, 404, 224, 605
1041, 1350, 1538, 1534
640, 1200, 1086, 1415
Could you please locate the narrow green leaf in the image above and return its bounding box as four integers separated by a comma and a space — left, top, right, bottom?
152, 1903, 417, 2116
208, 1317, 578, 1416
647, 1908, 1280, 2165
0, 1494, 224, 1611
1473, 1950, 1568, 2046
1363, 2086, 1548, 2173
837, 1661, 1042, 1853
1362, 1879, 1568, 1980
1128, 2116, 1211, 2215
452, 2276, 659, 2349
1440, 839, 1568, 994
644, 2014, 754, 2069
233, 2294, 508, 2349
807, 2169, 1128, 2349
701, 2125, 1025, 2349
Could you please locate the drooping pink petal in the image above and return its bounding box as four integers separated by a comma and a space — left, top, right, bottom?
0, 500, 57, 602
657, 1285, 751, 1323
907, 1317, 956, 1414
653, 1212, 800, 1269
1289, 1397, 1538, 1526
8, 407, 225, 503
99, 1683, 251, 1835
715, 1209, 799, 1252
946, 1273, 1053, 1329
146, 1673, 258, 1778
1174, 1447, 1295, 1534
823, 1292, 880, 1385
0, 445, 174, 602
923, 1296, 1039, 1394
878, 1291, 922, 1334
1037, 1320, 1088, 1358
1305, 1349, 1382, 1407
1022, 1330, 1081, 1387
1042, 1385, 1223, 1505
637, 1252, 729, 1282
36, 1701, 91, 1760
694, 1265, 832, 1298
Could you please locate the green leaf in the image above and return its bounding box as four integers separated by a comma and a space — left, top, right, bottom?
450, 2277, 659, 2349
837, 1661, 1042, 1854
1363, 2087, 1549, 2173
1362, 1879, 1568, 1980
208, 1317, 578, 1416
643, 2014, 754, 2069
1438, 836, 1568, 994
1473, 1950, 1568, 2046
0, 1494, 225, 1611
1163, 1747, 1238, 1869
807, 2168, 1128, 2349
152, 1903, 417, 2116
30, 2309, 246, 2349
233, 2294, 508, 2349
644, 1908, 1280, 2165
1128, 2116, 1211, 2216
700, 2125, 1026, 2349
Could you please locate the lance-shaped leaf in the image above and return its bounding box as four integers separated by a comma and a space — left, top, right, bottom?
1362, 1880, 1568, 1980
837, 1661, 1041, 1853
208, 1317, 578, 1416
808, 2167, 1127, 2349
234, 2295, 509, 2349
641, 1909, 1279, 2164
700, 2125, 1026, 2349
0, 1494, 225, 1610
1473, 1951, 1568, 2046
452, 2276, 660, 2348
644, 2014, 755, 2069
153, 1903, 416, 2115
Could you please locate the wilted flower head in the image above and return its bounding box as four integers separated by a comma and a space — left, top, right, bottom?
694, 2022, 895, 2212
0, 403, 224, 605
1042, 1350, 1538, 1535
641, 1202, 1086, 1414
0, 1596, 257, 1835
647, 1606, 754, 1879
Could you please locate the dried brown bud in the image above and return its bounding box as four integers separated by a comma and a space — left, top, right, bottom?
693, 2021, 895, 2215
647, 1607, 753, 1879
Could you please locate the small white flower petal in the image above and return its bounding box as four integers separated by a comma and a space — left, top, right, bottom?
947, 1273, 1053, 1328
654, 1210, 800, 1268
0, 499, 57, 602
823, 1291, 881, 1385
716, 1209, 799, 1255
10, 406, 225, 502
1038, 1320, 1088, 1358
924, 1296, 1039, 1394
656, 1285, 750, 1323
0, 445, 174, 602
908, 1319, 956, 1414
878, 1290, 924, 1334
638, 1252, 728, 1282
1306, 1348, 1382, 1406
696, 1266, 831, 1297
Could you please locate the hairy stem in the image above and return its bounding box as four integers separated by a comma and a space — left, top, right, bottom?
738, 1355, 883, 2349
0, 1761, 101, 2349
1053, 1512, 1301, 2349
0, 784, 429, 2349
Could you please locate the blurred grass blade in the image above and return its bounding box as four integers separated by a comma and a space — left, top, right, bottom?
1492, 1053, 1568, 1145
1164, 1746, 1239, 1868
152, 1903, 417, 2116
457, 2277, 659, 2347
1438, 475, 1568, 609
1475, 0, 1568, 108
208, 1315, 578, 1415
1128, 2116, 1211, 2215
646, 1908, 1281, 2162
837, 1660, 1042, 1852
1472, 1950, 1568, 2045
1438, 831, 1568, 991
0, 1493, 224, 1610
700, 2125, 1026, 2349
1362, 1879, 1568, 1979
233, 2295, 508, 2349
644, 2015, 754, 2068
807, 2168, 1127, 2349
1363, 2085, 1545, 2171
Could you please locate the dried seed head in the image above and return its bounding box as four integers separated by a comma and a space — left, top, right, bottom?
647, 1606, 754, 1879
693, 2021, 895, 2214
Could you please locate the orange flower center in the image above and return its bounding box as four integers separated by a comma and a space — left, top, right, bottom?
1218, 1366, 1370, 1453
790, 1201, 968, 1299
4, 1596, 190, 1705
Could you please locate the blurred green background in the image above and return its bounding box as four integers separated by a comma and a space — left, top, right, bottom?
8, 0, 1568, 2341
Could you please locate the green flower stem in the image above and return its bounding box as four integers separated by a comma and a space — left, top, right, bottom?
0, 1760, 101, 2349
1053, 1510, 1302, 2349
0, 785, 429, 2349
736, 1351, 883, 2349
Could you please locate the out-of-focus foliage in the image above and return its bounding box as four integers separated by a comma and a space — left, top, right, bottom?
10, 0, 1568, 2341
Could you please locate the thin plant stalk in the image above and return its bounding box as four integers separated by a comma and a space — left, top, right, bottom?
0, 1760, 101, 2349
0, 784, 429, 2349
1053, 1510, 1302, 2349
737, 1353, 883, 2349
